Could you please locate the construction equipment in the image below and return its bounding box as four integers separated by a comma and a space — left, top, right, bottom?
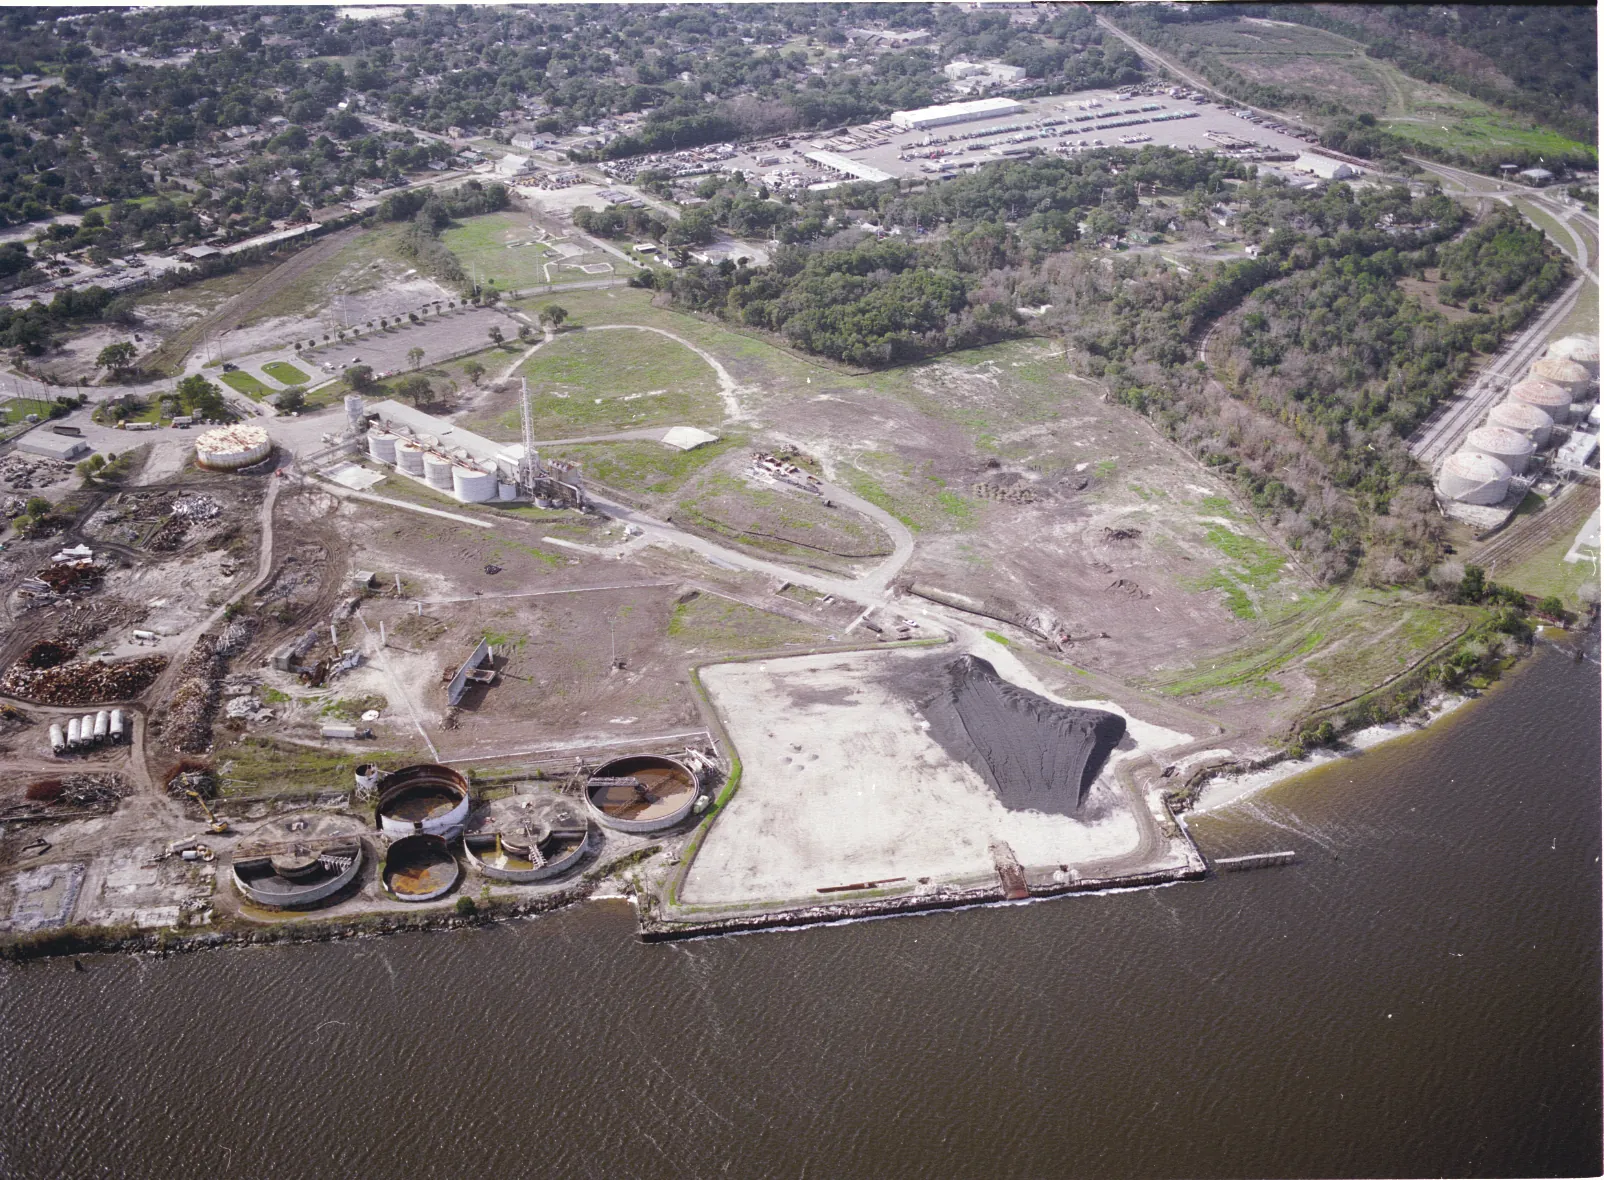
186, 790, 232, 835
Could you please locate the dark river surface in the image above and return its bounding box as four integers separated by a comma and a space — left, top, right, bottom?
1, 646, 1598, 1179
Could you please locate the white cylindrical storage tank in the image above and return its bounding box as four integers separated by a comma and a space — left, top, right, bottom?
354, 763, 382, 794
110, 709, 125, 741
194, 423, 272, 471
80, 714, 96, 745
1546, 335, 1599, 377
49, 723, 65, 754
395, 440, 426, 476
497, 481, 517, 501
66, 717, 81, 747
1510, 378, 1573, 423
452, 466, 497, 503
366, 430, 398, 466
344, 393, 366, 424
1464, 425, 1534, 474
1437, 450, 1512, 506
1530, 357, 1592, 398
423, 454, 454, 491
1488, 400, 1553, 447
93, 711, 109, 742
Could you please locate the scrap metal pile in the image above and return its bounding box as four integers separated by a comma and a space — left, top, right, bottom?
0, 455, 71, 490
165, 632, 226, 754
0, 654, 167, 705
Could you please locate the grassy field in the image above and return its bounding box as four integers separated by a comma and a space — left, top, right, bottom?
441, 212, 552, 292
459, 327, 725, 440
262, 360, 309, 384
220, 371, 276, 398
1554, 281, 1600, 342
667, 591, 833, 652
545, 435, 743, 499
0, 398, 55, 424
1175, 16, 1596, 163
1496, 521, 1600, 610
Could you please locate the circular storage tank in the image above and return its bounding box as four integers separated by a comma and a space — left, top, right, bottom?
1437, 450, 1512, 506
585, 755, 700, 833
423, 454, 454, 491
497, 481, 517, 501
382, 834, 459, 902
452, 465, 497, 503
367, 430, 398, 466
1488, 400, 1553, 447
395, 440, 427, 476
1547, 335, 1599, 377
1530, 357, 1592, 398
375, 764, 471, 838
344, 394, 366, 419
1510, 378, 1573, 423
1464, 424, 1535, 474
464, 792, 590, 883
194, 424, 271, 471
230, 815, 365, 909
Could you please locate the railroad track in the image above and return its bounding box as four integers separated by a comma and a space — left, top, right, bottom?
1475, 483, 1599, 574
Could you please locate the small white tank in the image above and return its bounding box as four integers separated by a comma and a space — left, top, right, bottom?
67, 717, 81, 747
1547, 335, 1599, 377
452, 466, 497, 503
1530, 357, 1592, 398
1511, 378, 1573, 422
110, 709, 124, 741
497, 482, 518, 501
367, 430, 398, 466
423, 454, 454, 491
81, 714, 96, 745
1488, 400, 1553, 447
1437, 450, 1512, 506
395, 440, 427, 476
344, 393, 366, 427
354, 763, 382, 794
49, 723, 65, 754
93, 711, 109, 742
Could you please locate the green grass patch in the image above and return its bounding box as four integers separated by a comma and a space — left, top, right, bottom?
667, 592, 832, 651
547, 435, 741, 499
843, 464, 920, 532
0, 398, 55, 424
983, 630, 1011, 646
1553, 279, 1599, 344
220, 370, 277, 399
1204, 524, 1285, 589
261, 361, 309, 384
1197, 494, 1236, 518
1495, 522, 1600, 611
441, 212, 553, 291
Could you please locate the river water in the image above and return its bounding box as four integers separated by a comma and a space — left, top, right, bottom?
1, 647, 1597, 1179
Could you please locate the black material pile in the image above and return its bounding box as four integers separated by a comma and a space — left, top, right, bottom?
919, 655, 1124, 817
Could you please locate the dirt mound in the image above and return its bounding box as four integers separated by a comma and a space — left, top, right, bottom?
918, 655, 1124, 817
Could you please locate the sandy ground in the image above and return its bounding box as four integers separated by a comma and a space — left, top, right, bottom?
683, 649, 1155, 906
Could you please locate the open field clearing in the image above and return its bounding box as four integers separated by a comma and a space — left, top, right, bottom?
441, 211, 552, 291
220, 370, 276, 398
261, 361, 308, 385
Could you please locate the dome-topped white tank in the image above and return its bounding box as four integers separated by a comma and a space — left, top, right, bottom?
422, 454, 454, 491
1437, 450, 1512, 505
395, 440, 426, 475
452, 466, 497, 503
1488, 400, 1553, 447
1511, 377, 1573, 422
366, 430, 398, 465
1547, 335, 1599, 377
194, 423, 271, 471
1530, 357, 1592, 398
1464, 424, 1535, 473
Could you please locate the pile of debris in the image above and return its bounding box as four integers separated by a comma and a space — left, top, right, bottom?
0, 655, 166, 705
30, 560, 102, 596
224, 694, 274, 724
24, 774, 130, 806
971, 480, 1040, 505
215, 617, 254, 658
49, 598, 141, 649
171, 494, 221, 522
165, 633, 226, 754
0, 454, 71, 490
165, 764, 216, 800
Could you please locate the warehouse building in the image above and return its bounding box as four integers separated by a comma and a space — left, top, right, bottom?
803, 151, 896, 184
890, 97, 1025, 131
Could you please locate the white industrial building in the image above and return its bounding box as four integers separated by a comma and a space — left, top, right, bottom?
16, 432, 89, 461
890, 97, 1025, 131
803, 150, 896, 184
1292, 153, 1358, 181
942, 61, 1027, 93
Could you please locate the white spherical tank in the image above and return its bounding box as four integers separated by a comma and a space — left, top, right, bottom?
423, 454, 454, 491
1463, 424, 1535, 474
1437, 450, 1512, 506
1547, 335, 1599, 377
366, 430, 398, 466
1510, 378, 1573, 422
1487, 400, 1553, 447
452, 466, 497, 503
1530, 357, 1591, 398
395, 440, 426, 476
194, 423, 271, 471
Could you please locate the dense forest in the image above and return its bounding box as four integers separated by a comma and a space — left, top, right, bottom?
647, 147, 1567, 582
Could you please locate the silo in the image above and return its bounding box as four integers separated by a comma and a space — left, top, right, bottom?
1488, 400, 1553, 447
1464, 424, 1535, 474
395, 440, 427, 476
497, 481, 518, 501
93, 711, 109, 742
1530, 357, 1592, 398
110, 709, 124, 742
423, 454, 454, 491
452, 466, 497, 503
367, 430, 398, 466
1437, 450, 1512, 506
194, 424, 272, 471
1547, 335, 1599, 377
345, 394, 366, 432
66, 717, 81, 748
49, 724, 65, 754
1511, 377, 1573, 422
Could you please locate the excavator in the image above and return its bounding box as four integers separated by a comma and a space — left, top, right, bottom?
186, 790, 232, 835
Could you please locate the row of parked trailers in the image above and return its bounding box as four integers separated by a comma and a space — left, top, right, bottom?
49, 709, 125, 754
